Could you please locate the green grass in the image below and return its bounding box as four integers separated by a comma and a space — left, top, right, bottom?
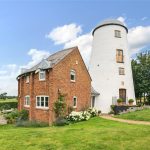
0, 117, 150, 150
0, 99, 17, 103
115, 109, 150, 122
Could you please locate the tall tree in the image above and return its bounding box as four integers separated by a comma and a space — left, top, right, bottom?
131, 51, 150, 104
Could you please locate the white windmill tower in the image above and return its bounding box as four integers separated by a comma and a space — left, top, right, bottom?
89, 19, 135, 113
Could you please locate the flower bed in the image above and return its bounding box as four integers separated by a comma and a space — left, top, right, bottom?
67, 108, 98, 123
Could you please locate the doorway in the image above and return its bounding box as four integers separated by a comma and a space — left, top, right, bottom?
119, 89, 126, 103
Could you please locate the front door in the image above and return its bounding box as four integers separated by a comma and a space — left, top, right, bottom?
119, 89, 126, 103
91, 96, 95, 108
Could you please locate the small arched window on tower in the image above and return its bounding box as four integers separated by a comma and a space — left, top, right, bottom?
115, 30, 121, 38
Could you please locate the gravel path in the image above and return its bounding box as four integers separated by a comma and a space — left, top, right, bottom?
100, 115, 150, 125
0, 115, 7, 125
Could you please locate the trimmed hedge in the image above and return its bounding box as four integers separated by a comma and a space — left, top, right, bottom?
0, 101, 18, 110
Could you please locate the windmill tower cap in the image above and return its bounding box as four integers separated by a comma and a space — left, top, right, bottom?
92, 19, 128, 36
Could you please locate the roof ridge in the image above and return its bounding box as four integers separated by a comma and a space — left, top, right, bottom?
47, 46, 77, 59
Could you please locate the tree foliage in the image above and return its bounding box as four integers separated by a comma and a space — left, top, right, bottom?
131, 51, 150, 104
0, 92, 7, 100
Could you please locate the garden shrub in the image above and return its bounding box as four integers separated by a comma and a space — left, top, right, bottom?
67, 110, 91, 122
87, 108, 98, 117
4, 109, 29, 124
4, 109, 19, 124
0, 101, 18, 110
16, 120, 49, 127
54, 117, 69, 126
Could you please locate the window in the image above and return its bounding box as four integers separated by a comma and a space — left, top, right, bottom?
24, 96, 30, 106
39, 70, 46, 81
70, 70, 76, 82
116, 49, 124, 63
26, 75, 29, 83
115, 30, 121, 38
73, 96, 77, 108
36, 96, 49, 108
119, 67, 125, 75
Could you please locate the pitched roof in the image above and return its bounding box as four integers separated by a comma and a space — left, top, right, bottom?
19, 46, 76, 76
91, 86, 100, 96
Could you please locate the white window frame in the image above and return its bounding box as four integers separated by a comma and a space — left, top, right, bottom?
73, 96, 77, 108
26, 75, 29, 83
70, 70, 76, 82
115, 30, 121, 38
24, 95, 30, 107
39, 70, 46, 81
36, 96, 49, 109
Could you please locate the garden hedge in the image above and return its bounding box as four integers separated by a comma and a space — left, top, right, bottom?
0, 101, 18, 110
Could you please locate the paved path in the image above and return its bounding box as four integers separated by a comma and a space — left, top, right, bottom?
100, 115, 150, 125
0, 115, 7, 125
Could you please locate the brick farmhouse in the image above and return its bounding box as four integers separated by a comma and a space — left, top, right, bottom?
17, 47, 92, 124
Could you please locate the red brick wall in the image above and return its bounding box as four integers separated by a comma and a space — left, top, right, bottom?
18, 48, 91, 124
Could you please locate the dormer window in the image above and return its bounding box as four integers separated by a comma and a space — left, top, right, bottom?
39, 70, 46, 81
26, 75, 29, 83
70, 70, 76, 82
115, 30, 121, 38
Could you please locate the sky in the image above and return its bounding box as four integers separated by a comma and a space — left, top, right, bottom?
0, 0, 150, 96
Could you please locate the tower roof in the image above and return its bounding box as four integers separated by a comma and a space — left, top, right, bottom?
92, 19, 128, 35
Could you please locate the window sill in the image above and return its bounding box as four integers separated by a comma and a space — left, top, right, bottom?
39, 79, 45, 81
36, 107, 49, 110
73, 106, 77, 108
24, 105, 30, 108
114, 36, 121, 38
70, 80, 76, 83
116, 62, 124, 63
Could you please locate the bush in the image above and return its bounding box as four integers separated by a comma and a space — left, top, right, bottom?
54, 117, 69, 126
67, 111, 91, 122
87, 108, 98, 117
0, 101, 18, 110
4, 109, 29, 124
128, 99, 134, 103
4, 109, 19, 124
117, 98, 123, 103
18, 109, 29, 121
16, 120, 49, 127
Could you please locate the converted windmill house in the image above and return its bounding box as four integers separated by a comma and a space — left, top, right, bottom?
17, 47, 91, 124
89, 19, 135, 113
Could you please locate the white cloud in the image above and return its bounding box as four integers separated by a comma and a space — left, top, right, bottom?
128, 26, 150, 54
22, 49, 50, 69
0, 64, 19, 96
0, 49, 50, 96
46, 23, 82, 44
64, 33, 93, 65
47, 23, 92, 65
117, 16, 126, 25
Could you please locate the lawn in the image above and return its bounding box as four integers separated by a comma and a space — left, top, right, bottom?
0, 117, 150, 150
115, 109, 150, 122
0, 98, 17, 103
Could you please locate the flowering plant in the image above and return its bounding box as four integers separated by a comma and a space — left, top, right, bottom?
67, 108, 98, 122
